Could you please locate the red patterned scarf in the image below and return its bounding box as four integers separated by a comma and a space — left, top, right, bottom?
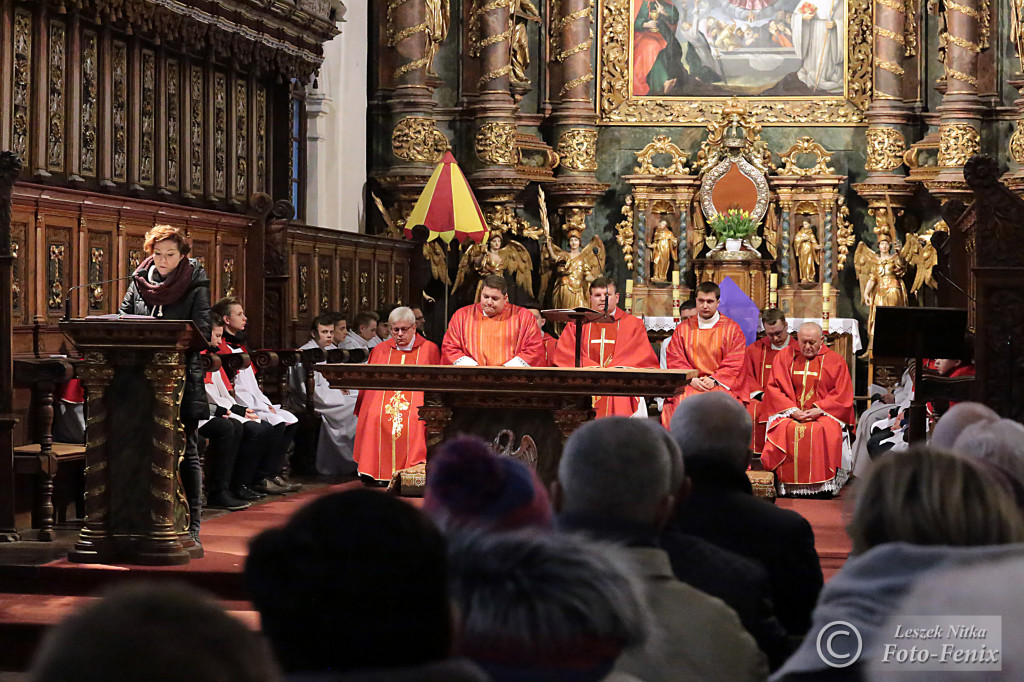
132, 255, 194, 307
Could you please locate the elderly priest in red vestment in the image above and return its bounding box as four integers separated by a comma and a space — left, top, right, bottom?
441, 274, 546, 367
661, 281, 747, 427
743, 308, 799, 454
761, 322, 855, 497
353, 307, 441, 484
553, 277, 659, 418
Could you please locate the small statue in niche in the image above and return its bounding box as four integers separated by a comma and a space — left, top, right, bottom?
648, 217, 678, 283
424, 0, 450, 78
793, 219, 822, 283
510, 0, 541, 86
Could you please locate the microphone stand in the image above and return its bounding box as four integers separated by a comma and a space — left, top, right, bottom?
63, 274, 137, 321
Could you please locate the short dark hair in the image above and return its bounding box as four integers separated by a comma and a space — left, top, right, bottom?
353, 311, 378, 330
310, 314, 334, 332
209, 314, 225, 330
762, 308, 787, 326
695, 281, 721, 299
211, 297, 242, 324
324, 311, 347, 325
481, 274, 507, 294
680, 299, 696, 311
245, 490, 452, 673
589, 276, 617, 294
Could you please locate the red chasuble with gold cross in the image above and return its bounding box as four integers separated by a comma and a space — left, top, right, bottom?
743, 336, 799, 453
353, 335, 441, 481
660, 314, 747, 427
440, 303, 546, 367
552, 308, 659, 417
760, 345, 854, 489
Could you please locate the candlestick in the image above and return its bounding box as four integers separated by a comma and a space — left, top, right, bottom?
769, 291, 778, 307
624, 296, 633, 315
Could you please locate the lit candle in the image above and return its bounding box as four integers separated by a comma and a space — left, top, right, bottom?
769, 273, 778, 289
822, 283, 831, 320
672, 270, 679, 286
626, 279, 634, 295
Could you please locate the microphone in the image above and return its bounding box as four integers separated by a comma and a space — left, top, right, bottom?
64, 273, 137, 321
933, 270, 975, 302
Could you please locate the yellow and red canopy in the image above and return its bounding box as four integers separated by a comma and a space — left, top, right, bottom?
405, 152, 488, 244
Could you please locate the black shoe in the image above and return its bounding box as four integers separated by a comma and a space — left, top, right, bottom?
207, 491, 251, 511
189, 527, 203, 550
252, 478, 287, 495
271, 474, 301, 492
234, 485, 264, 501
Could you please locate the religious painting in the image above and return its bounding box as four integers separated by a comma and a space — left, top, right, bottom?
597, 0, 871, 125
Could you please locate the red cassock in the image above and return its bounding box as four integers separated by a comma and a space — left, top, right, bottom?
742, 336, 799, 453
660, 314, 747, 428
760, 346, 854, 489
441, 303, 546, 367
353, 335, 441, 481
552, 308, 659, 418
542, 333, 558, 367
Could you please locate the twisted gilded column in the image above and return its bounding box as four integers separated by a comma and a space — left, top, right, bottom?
928, 0, 985, 199
547, 0, 607, 249
68, 352, 114, 561
379, 0, 451, 224
470, 0, 527, 221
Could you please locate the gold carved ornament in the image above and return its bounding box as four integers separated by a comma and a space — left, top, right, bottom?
634, 135, 688, 176
475, 121, 519, 165
865, 127, 906, 171
1010, 121, 1024, 165
938, 123, 980, 167
835, 196, 856, 270
777, 137, 836, 176
470, 0, 515, 87
556, 129, 598, 172
597, 0, 872, 124
614, 195, 635, 271
695, 101, 773, 175
391, 117, 450, 163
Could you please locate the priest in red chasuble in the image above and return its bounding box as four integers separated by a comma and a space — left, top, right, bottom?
553, 277, 658, 418
743, 308, 799, 453
441, 274, 546, 367
354, 307, 441, 483
661, 281, 747, 428
761, 322, 855, 497
523, 302, 556, 366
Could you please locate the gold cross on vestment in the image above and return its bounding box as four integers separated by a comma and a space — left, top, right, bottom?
793, 364, 819, 408
590, 328, 615, 366
385, 391, 411, 474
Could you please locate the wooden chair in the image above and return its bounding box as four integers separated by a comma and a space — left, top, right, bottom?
12, 358, 85, 541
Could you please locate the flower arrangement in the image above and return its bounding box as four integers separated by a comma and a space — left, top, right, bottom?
709, 208, 758, 241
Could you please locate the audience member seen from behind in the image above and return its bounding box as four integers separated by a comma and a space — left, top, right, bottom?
952, 418, 1024, 504
669, 392, 823, 637
554, 416, 769, 682
245, 489, 487, 681
29, 581, 278, 682
928, 400, 999, 450
771, 447, 1024, 681
447, 528, 651, 682
119, 224, 211, 548
423, 436, 552, 532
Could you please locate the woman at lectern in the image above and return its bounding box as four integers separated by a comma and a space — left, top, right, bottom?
120, 224, 211, 549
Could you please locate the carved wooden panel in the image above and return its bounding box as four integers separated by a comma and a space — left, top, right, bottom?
87, 231, 114, 312
166, 59, 180, 191
12, 9, 32, 164
394, 268, 407, 307
339, 255, 354, 315
47, 19, 67, 172
255, 84, 266, 193
46, 227, 73, 317
111, 40, 128, 183
189, 65, 204, 195
81, 31, 99, 177
11, 222, 28, 325
213, 72, 227, 198
234, 78, 248, 202
191, 238, 212, 276
318, 255, 332, 312
220, 242, 242, 299
140, 50, 156, 186
296, 254, 313, 315
358, 258, 372, 312
376, 259, 390, 310
126, 234, 145, 276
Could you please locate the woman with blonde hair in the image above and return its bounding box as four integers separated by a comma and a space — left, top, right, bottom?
771, 447, 1024, 681
120, 224, 212, 549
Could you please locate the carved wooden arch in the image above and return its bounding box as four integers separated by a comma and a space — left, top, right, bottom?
778, 137, 836, 177
633, 136, 690, 177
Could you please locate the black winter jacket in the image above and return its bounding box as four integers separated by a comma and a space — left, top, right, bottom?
119, 259, 212, 423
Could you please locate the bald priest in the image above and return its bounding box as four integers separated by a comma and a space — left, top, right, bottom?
760, 322, 854, 497
441, 274, 546, 367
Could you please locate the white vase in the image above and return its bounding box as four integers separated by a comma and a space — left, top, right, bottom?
725, 238, 743, 252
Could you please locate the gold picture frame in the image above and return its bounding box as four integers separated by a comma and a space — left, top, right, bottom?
598, 0, 873, 125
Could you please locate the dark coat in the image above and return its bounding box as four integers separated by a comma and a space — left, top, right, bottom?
670, 462, 825, 637
119, 259, 212, 423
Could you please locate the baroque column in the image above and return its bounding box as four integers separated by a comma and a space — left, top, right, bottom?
469, 0, 528, 219
926, 0, 986, 201
1003, 26, 1024, 196
546, 0, 607, 248
0, 153, 22, 542
852, 0, 916, 226
378, 0, 451, 225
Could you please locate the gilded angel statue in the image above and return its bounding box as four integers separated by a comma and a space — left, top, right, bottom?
452, 230, 535, 303
855, 235, 911, 343
543, 231, 606, 310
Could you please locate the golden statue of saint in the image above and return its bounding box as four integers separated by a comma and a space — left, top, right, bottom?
424, 0, 450, 77
510, 0, 540, 85
855, 238, 908, 343
648, 219, 678, 283
793, 220, 822, 283
544, 233, 605, 310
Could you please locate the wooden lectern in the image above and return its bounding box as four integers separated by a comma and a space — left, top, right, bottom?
59, 318, 208, 565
